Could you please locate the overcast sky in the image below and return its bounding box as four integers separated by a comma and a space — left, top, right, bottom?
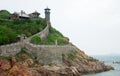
0, 0, 120, 55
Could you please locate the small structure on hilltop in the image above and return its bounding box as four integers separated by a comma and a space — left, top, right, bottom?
29, 11, 40, 18
45, 7, 51, 22
10, 12, 19, 19
10, 10, 40, 19
10, 7, 50, 20
11, 10, 30, 19
19, 10, 30, 19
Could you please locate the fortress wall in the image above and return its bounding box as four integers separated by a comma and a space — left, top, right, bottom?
0, 42, 21, 56
37, 45, 77, 64
26, 22, 50, 42
24, 42, 77, 64
0, 41, 77, 64
37, 22, 50, 40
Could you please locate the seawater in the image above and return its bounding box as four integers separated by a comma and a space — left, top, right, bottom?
82, 55, 120, 76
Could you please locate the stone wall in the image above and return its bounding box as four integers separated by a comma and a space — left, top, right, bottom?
26, 21, 50, 42
24, 42, 77, 65
37, 22, 50, 40
0, 42, 21, 56
0, 41, 77, 64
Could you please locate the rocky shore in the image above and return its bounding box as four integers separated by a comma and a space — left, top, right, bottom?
0, 48, 114, 76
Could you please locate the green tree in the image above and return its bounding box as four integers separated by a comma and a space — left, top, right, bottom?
0, 10, 10, 19
0, 26, 17, 45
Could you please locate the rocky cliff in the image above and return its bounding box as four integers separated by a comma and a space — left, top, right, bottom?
0, 48, 113, 76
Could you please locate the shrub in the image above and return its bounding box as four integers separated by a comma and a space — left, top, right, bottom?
15, 49, 32, 61
30, 35, 42, 44
0, 26, 17, 45
0, 10, 10, 19
67, 52, 76, 60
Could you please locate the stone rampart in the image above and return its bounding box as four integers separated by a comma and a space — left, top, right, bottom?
26, 22, 50, 42
0, 42, 21, 56
24, 42, 77, 64
0, 41, 77, 64
37, 22, 50, 40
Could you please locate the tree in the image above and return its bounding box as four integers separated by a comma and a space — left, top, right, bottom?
0, 10, 10, 19
0, 26, 17, 45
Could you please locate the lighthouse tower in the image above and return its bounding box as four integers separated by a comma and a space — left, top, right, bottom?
44, 7, 51, 22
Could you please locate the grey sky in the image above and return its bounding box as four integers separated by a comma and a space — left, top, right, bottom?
0, 0, 120, 55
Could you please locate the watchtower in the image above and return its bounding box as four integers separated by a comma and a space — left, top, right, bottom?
45, 7, 51, 22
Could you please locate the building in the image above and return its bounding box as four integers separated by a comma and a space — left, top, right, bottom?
10, 12, 19, 19
29, 11, 40, 18
10, 8, 50, 20
10, 10, 40, 19
19, 10, 30, 19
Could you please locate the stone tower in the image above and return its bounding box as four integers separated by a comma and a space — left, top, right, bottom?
45, 7, 51, 22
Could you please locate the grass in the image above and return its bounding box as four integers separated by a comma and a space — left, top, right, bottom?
41, 27, 69, 45
67, 51, 76, 60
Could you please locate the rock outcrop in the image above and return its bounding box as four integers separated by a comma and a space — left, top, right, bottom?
0, 48, 114, 76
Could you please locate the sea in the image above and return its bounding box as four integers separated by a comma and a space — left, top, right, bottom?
82, 55, 120, 76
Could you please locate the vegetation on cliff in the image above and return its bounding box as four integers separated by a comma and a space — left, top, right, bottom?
0, 10, 10, 19
0, 10, 46, 45
42, 27, 69, 45
30, 35, 42, 44
32, 27, 69, 45
0, 26, 17, 44
0, 10, 68, 45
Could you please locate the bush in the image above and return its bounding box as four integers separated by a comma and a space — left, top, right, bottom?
67, 52, 76, 60
30, 35, 42, 44
0, 26, 17, 45
0, 10, 10, 19
15, 49, 31, 61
